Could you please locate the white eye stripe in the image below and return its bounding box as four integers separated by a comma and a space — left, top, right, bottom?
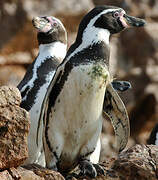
90, 8, 122, 27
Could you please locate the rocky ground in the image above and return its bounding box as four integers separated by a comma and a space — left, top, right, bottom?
0, 86, 157, 179
0, 0, 158, 179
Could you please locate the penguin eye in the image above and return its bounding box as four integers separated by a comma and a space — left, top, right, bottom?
113, 12, 119, 18
53, 22, 58, 27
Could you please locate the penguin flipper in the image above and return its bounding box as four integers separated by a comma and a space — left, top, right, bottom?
37, 67, 63, 145
111, 80, 131, 92
103, 83, 130, 152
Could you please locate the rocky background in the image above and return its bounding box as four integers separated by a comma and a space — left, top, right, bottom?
0, 0, 158, 179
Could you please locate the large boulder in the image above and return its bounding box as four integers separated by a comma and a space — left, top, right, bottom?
1, 144, 158, 180
111, 144, 158, 180
0, 86, 30, 170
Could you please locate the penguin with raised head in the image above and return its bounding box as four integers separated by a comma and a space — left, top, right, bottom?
39, 5, 145, 177
17, 16, 67, 166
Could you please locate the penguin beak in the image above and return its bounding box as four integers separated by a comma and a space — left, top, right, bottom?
122, 14, 146, 27
32, 17, 52, 33
32, 17, 48, 30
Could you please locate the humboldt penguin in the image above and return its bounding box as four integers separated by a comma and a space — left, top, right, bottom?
39, 5, 145, 177
17, 16, 67, 166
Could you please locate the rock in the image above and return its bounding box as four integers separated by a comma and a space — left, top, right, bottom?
0, 145, 158, 179
0, 165, 65, 180
0, 86, 30, 170
23, 164, 65, 180
111, 144, 158, 180
0, 86, 21, 106
0, 170, 13, 180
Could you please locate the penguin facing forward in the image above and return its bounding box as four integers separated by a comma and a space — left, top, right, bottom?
17, 16, 67, 166
40, 5, 145, 177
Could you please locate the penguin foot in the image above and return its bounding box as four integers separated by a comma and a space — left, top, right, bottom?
93, 163, 105, 176
79, 160, 97, 178
65, 173, 80, 180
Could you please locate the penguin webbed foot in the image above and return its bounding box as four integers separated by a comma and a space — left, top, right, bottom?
93, 163, 105, 176
65, 173, 80, 180
78, 160, 105, 178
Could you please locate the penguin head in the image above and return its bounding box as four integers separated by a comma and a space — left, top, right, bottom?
76, 5, 146, 43
32, 16, 67, 45
93, 6, 146, 34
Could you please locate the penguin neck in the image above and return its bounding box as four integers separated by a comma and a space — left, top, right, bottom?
79, 27, 110, 47
66, 27, 110, 65
38, 41, 67, 64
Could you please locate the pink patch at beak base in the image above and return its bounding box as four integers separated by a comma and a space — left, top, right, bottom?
119, 16, 129, 28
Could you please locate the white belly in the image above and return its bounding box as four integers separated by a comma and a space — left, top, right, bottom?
47, 63, 110, 168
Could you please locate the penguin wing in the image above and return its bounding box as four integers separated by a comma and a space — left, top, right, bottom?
103, 83, 130, 152
36, 66, 63, 146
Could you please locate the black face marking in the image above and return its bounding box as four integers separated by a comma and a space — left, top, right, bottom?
94, 10, 125, 34
19, 57, 59, 111
37, 21, 67, 45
